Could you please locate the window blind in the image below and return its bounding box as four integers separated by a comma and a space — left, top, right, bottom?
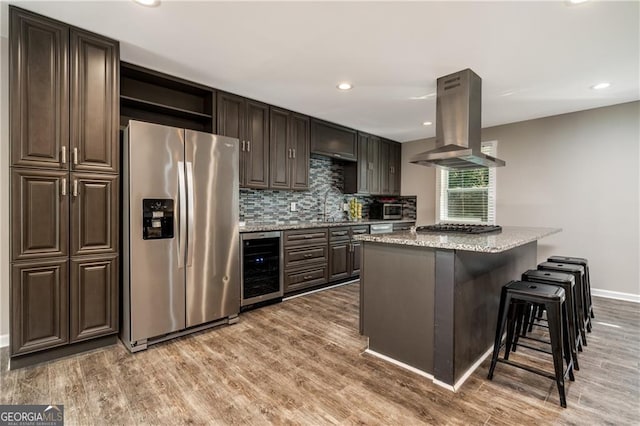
436, 141, 497, 224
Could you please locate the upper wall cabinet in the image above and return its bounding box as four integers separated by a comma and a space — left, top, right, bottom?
389, 141, 401, 196
344, 134, 401, 196
10, 7, 119, 173
269, 107, 310, 190
310, 119, 357, 162
10, 9, 69, 170
217, 92, 269, 189
120, 62, 215, 134
71, 29, 119, 173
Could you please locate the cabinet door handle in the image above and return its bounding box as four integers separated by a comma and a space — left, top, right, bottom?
61, 147, 66, 164
303, 275, 313, 280
72, 179, 78, 197
73, 147, 78, 165
242, 140, 245, 151
247, 141, 251, 152
288, 148, 292, 158
292, 149, 296, 159
61, 178, 67, 196
303, 253, 314, 258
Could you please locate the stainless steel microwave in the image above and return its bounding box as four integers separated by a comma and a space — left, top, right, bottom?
369, 203, 403, 220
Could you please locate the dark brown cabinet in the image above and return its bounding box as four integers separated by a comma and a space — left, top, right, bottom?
379, 140, 391, 195
351, 241, 362, 276
70, 29, 119, 173
389, 142, 402, 196
10, 8, 118, 173
9, 6, 120, 363
70, 173, 118, 257
10, 9, 69, 170
217, 92, 269, 188
329, 240, 350, 281
378, 139, 401, 196
310, 119, 357, 161
120, 62, 215, 133
11, 169, 69, 261
283, 228, 329, 294
270, 107, 310, 190
344, 133, 401, 196
70, 255, 118, 342
328, 226, 368, 282
11, 259, 69, 355
347, 133, 380, 195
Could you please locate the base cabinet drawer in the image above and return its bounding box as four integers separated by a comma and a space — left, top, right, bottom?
393, 222, 415, 232
284, 245, 327, 269
284, 229, 328, 247
329, 227, 350, 241
284, 266, 328, 293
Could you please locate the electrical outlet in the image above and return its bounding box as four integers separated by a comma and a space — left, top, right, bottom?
343, 203, 349, 211
290, 202, 297, 212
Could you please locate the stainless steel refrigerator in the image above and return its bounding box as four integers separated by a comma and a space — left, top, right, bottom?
121, 120, 239, 352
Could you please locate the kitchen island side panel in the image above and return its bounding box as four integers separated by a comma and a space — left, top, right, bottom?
361, 242, 435, 374
452, 241, 537, 382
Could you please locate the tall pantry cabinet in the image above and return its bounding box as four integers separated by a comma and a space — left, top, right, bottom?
9, 7, 119, 365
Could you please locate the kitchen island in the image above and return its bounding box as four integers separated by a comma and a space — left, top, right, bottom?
354, 226, 560, 391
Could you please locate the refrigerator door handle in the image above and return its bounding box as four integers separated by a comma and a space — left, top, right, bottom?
186, 161, 195, 267
177, 161, 187, 268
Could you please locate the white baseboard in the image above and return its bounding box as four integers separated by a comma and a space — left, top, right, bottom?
363, 349, 434, 381
0, 334, 8, 348
364, 345, 493, 393
591, 288, 640, 303
450, 345, 493, 392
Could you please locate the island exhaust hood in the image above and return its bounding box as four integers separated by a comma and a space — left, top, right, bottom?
410, 69, 506, 170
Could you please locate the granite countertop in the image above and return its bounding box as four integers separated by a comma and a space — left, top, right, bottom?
239, 219, 416, 233
353, 226, 561, 253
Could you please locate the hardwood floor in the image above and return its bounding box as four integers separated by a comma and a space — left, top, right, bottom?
1, 282, 639, 425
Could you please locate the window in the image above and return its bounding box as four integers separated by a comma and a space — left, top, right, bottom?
436, 141, 497, 224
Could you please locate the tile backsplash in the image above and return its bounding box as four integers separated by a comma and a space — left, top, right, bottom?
239, 154, 416, 223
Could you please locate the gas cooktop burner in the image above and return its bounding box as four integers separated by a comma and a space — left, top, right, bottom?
416, 224, 502, 234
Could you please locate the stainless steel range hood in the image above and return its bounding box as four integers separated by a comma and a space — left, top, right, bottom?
410, 69, 505, 170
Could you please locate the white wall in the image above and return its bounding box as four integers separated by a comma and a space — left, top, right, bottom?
402, 101, 640, 298
1, 1, 10, 345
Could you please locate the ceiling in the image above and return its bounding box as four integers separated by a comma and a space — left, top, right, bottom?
3, 1, 638, 142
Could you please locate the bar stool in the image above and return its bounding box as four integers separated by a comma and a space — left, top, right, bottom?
548, 256, 594, 319
521, 269, 582, 371
488, 281, 575, 408
538, 262, 592, 345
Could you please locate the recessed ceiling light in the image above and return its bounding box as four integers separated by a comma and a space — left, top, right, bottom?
566, 0, 589, 4
337, 82, 352, 91
422, 121, 433, 126
591, 82, 611, 90
133, 0, 161, 7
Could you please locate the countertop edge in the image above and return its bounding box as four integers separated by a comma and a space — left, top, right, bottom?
239, 219, 416, 233
354, 227, 562, 253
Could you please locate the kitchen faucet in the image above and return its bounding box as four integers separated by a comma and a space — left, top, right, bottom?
322, 187, 341, 222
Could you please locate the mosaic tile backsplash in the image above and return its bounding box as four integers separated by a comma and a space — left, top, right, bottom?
239, 155, 417, 222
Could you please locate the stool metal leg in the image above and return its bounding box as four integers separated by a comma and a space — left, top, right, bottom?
505, 302, 521, 360
488, 289, 511, 380
562, 301, 575, 382
546, 301, 568, 408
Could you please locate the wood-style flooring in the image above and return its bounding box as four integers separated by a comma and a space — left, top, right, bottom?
1, 282, 639, 425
